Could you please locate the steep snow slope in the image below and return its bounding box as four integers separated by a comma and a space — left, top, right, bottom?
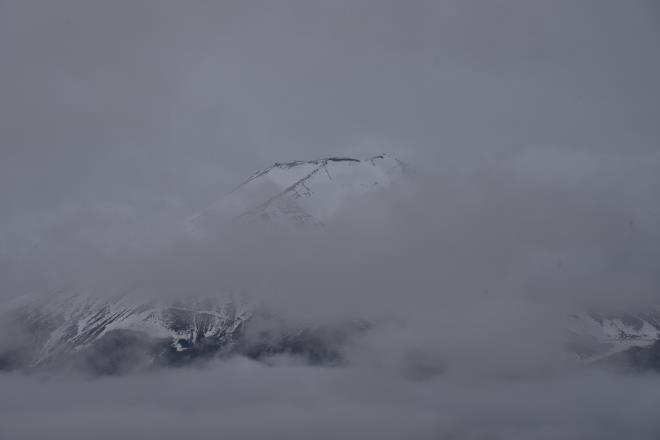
187, 154, 404, 230
2, 292, 252, 368
1, 289, 360, 373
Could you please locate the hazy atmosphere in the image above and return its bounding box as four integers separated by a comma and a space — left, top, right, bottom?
1, 1, 659, 439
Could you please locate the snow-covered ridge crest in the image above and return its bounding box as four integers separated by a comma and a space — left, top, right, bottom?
2, 291, 253, 367
187, 154, 405, 231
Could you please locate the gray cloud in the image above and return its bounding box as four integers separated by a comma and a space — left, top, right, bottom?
1, 1, 659, 439
2, 358, 660, 440
1, 0, 658, 215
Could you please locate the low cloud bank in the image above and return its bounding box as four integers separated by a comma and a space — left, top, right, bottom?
1, 356, 659, 440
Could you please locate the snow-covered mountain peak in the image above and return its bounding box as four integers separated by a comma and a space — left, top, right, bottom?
0, 155, 403, 373
187, 154, 404, 231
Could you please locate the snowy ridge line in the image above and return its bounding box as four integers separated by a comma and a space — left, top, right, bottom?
185, 154, 404, 231
185, 157, 345, 229
237, 164, 325, 221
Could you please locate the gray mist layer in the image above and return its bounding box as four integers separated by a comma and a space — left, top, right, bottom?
1, 1, 659, 439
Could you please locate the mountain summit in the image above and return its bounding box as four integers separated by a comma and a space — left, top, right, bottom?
187, 154, 404, 231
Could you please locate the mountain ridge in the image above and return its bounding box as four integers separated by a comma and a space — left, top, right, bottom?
1, 155, 399, 373
186, 154, 404, 231
2, 154, 659, 374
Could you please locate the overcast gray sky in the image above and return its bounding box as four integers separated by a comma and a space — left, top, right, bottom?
1, 0, 658, 212
1, 0, 659, 296
1, 2, 660, 438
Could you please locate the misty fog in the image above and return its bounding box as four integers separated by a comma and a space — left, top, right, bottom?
1, 1, 659, 439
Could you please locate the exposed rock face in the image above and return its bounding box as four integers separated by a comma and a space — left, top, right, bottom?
568, 311, 660, 367
0, 291, 364, 374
